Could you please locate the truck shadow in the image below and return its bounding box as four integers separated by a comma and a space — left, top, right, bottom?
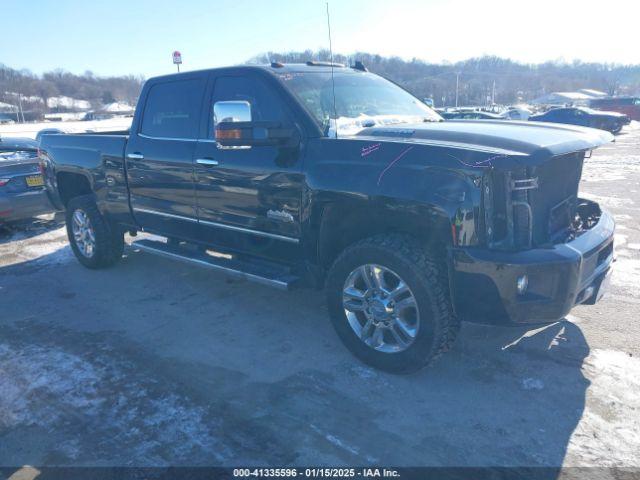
420, 320, 589, 469
0, 248, 590, 473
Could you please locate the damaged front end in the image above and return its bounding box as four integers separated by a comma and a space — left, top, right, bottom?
482, 151, 603, 250
452, 148, 615, 325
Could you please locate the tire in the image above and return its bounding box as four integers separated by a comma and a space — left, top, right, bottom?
66, 195, 124, 269
610, 124, 623, 135
325, 234, 459, 374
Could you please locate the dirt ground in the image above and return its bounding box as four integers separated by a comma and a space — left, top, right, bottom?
1, 125, 639, 471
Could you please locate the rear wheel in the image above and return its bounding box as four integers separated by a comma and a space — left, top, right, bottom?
66, 195, 123, 269
326, 234, 459, 374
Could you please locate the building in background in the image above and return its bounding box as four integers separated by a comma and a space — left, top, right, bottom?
531, 91, 595, 106
578, 89, 608, 98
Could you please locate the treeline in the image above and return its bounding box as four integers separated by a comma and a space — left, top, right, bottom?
250, 51, 640, 107
0, 64, 143, 113
2, 53, 640, 114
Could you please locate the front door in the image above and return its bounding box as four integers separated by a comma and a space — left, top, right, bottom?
192, 74, 305, 261
570, 109, 590, 127
126, 76, 206, 240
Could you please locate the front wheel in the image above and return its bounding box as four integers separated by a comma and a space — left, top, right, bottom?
66, 195, 124, 269
325, 234, 459, 374
610, 123, 623, 134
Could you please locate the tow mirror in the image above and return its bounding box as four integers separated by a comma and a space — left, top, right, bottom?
215, 121, 296, 148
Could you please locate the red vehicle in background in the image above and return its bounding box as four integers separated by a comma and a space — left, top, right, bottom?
590, 97, 640, 121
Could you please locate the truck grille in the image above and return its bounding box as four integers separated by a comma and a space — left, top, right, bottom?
529, 152, 584, 245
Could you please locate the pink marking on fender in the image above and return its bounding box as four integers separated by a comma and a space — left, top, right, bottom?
361, 143, 382, 157
377, 146, 414, 186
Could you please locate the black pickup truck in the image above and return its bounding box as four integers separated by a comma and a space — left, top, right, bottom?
40, 62, 615, 373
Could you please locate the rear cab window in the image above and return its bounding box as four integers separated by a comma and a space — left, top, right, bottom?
140, 78, 205, 139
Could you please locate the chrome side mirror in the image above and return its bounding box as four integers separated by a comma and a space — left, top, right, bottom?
213, 101, 252, 126
213, 100, 298, 149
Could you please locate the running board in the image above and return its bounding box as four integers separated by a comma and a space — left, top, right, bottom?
131, 239, 300, 290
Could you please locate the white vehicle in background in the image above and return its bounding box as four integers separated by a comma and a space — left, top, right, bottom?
500, 105, 533, 120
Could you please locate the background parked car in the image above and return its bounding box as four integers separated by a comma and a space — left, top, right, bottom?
441, 110, 504, 120
0, 113, 16, 125
590, 96, 640, 121
528, 107, 629, 134
500, 106, 532, 120
0, 136, 53, 223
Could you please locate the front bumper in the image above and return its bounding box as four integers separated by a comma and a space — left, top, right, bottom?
451, 208, 615, 324
0, 189, 54, 222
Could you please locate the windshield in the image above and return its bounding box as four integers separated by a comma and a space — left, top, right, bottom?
277, 70, 442, 136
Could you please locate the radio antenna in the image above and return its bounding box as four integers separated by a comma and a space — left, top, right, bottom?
326, 2, 338, 138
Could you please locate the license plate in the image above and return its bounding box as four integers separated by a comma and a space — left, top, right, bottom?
25, 175, 44, 187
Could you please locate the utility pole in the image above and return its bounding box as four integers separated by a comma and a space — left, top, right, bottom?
455, 72, 460, 108
18, 93, 25, 123
492, 80, 496, 105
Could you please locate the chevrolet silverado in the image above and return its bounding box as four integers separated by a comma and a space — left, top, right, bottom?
40, 62, 615, 373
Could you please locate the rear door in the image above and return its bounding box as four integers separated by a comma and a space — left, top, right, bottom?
192, 73, 305, 261
126, 76, 206, 239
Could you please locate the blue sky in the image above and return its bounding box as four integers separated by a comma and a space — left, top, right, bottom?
2, 0, 638, 78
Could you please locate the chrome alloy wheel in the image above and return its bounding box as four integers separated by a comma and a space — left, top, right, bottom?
342, 264, 420, 353
71, 209, 96, 258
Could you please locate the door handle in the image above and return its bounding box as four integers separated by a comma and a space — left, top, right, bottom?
127, 153, 144, 160
196, 158, 219, 166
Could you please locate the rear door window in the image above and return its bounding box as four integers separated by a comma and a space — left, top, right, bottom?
141, 78, 205, 139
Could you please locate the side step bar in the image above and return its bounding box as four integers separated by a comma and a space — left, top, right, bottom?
131, 239, 300, 290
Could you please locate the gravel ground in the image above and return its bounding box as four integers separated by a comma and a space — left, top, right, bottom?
0, 124, 639, 471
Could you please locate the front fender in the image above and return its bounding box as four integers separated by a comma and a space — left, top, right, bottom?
306, 138, 484, 251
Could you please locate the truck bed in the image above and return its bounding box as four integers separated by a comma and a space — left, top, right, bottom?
40, 133, 128, 171
39, 133, 129, 212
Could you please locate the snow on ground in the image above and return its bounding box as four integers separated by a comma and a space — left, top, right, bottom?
0, 225, 70, 269
0, 341, 231, 465
46, 96, 90, 110
0, 214, 71, 271
581, 192, 634, 208
0, 117, 132, 140
567, 349, 640, 466
102, 101, 134, 113
581, 124, 640, 294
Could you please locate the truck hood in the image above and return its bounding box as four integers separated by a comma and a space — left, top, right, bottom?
354, 120, 613, 168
